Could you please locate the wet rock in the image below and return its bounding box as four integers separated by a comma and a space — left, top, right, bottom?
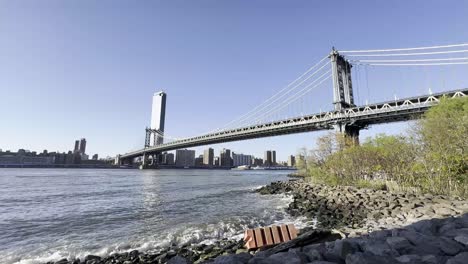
167, 255, 190, 264
55, 259, 68, 264
84, 255, 101, 262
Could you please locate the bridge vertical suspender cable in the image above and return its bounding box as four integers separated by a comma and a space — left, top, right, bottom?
213, 55, 330, 131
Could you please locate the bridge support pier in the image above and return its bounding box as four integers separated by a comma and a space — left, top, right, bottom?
334, 123, 361, 146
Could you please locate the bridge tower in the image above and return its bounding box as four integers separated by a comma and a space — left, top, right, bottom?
330, 48, 354, 111
330, 48, 361, 144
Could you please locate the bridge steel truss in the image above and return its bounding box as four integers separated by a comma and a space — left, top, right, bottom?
119, 89, 467, 162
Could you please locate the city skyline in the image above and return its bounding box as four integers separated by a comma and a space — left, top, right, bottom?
1, 1, 468, 160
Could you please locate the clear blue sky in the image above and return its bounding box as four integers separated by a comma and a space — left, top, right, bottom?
1, 1, 467, 161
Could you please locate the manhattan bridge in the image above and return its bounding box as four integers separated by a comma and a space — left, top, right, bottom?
118, 43, 468, 167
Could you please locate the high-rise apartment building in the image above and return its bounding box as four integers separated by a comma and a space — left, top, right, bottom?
203, 148, 214, 166
287, 155, 296, 167
220, 148, 232, 167
272, 150, 276, 165
74, 140, 80, 153
79, 138, 87, 154
232, 153, 253, 167
150, 91, 167, 146
175, 149, 195, 167
264, 150, 272, 166
160, 152, 175, 165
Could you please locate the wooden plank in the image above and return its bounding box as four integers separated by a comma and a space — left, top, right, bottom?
271, 225, 282, 244
254, 228, 264, 247
263, 227, 274, 246
280, 225, 290, 242
287, 224, 298, 239
244, 229, 256, 249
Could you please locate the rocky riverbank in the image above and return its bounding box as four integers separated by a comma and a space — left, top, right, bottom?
257, 180, 468, 236
45, 180, 468, 264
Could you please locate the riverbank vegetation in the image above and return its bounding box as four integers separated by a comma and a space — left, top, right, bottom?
297, 96, 467, 198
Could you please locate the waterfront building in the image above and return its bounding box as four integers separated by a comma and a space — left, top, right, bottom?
220, 148, 232, 167
175, 149, 195, 167
264, 150, 272, 166
92, 154, 98, 160
252, 158, 263, 166
214, 156, 220, 166
272, 150, 277, 165
66, 151, 74, 164
232, 152, 253, 167
74, 140, 80, 153
288, 155, 296, 167
203, 148, 214, 166
79, 138, 87, 154
161, 152, 175, 165
195, 155, 204, 166
150, 91, 167, 146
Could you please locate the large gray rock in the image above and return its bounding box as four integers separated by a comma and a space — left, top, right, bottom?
386, 236, 412, 254
302, 248, 323, 261
167, 255, 190, 264
345, 252, 396, 264
263, 251, 308, 264
395, 230, 441, 255
454, 235, 468, 246
361, 240, 397, 257
446, 252, 468, 264
213, 252, 252, 264
395, 254, 423, 264
331, 240, 360, 260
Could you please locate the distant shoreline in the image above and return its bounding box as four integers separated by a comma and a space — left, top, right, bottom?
0, 165, 296, 170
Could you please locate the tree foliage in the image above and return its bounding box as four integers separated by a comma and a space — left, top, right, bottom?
302, 96, 468, 197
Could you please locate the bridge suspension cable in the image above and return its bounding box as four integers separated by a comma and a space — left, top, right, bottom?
251, 70, 332, 124
215, 56, 331, 130
340, 43, 468, 53
351, 57, 468, 63
354, 62, 468, 66
344, 49, 468, 57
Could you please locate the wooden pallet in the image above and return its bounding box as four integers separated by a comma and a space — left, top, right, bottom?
243, 224, 298, 250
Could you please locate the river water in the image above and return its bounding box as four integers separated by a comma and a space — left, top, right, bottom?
0, 169, 308, 264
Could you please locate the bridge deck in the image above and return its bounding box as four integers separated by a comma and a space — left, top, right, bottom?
120, 88, 467, 160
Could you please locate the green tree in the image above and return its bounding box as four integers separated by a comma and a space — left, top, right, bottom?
416, 96, 468, 196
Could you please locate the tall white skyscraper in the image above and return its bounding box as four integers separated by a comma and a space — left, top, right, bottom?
150, 91, 167, 146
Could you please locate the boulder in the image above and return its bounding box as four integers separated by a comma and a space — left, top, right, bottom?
345, 252, 396, 264
167, 255, 190, 264
331, 240, 360, 260
454, 235, 468, 246
84, 255, 101, 262
361, 240, 397, 257
385, 236, 412, 254
213, 253, 252, 264
446, 252, 468, 264
263, 251, 308, 264
395, 254, 423, 264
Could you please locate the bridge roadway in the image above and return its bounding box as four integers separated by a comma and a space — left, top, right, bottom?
120, 88, 467, 160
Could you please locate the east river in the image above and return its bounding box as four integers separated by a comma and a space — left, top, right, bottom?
0, 169, 306, 264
